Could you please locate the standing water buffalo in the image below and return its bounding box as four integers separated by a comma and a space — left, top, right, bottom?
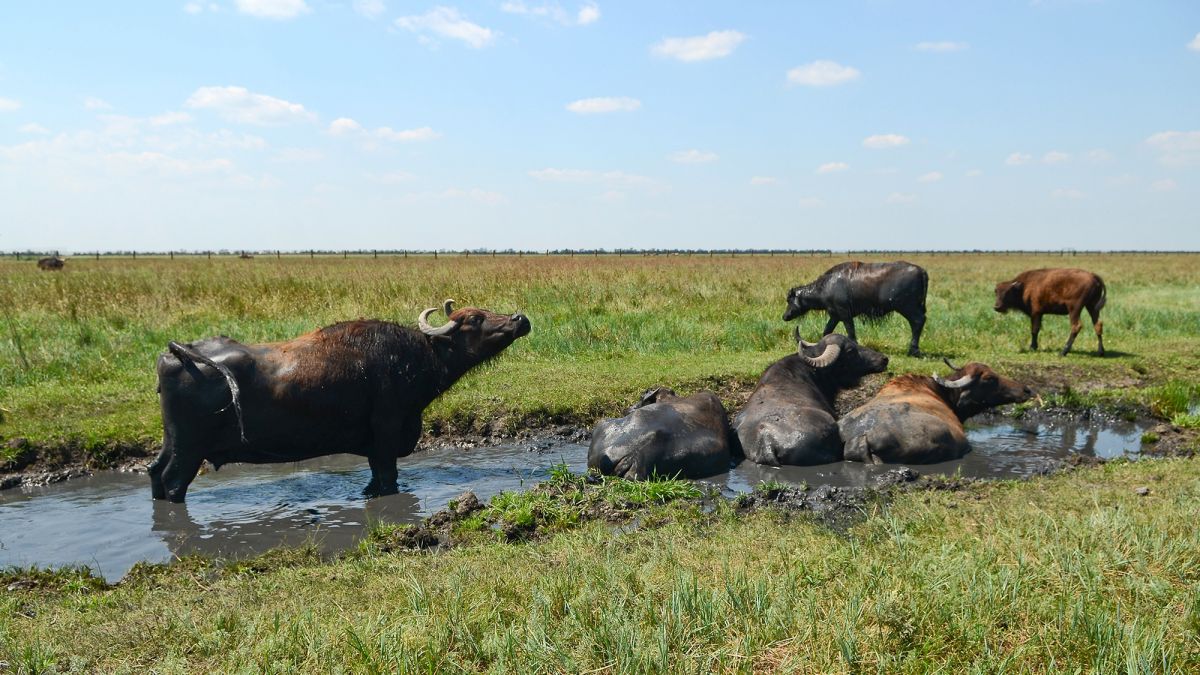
588, 388, 734, 479
151, 300, 531, 502
994, 268, 1106, 356
839, 359, 1032, 464
735, 332, 889, 466
37, 256, 65, 271
783, 261, 929, 356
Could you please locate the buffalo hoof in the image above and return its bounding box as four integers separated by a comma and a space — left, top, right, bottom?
1060, 348, 1071, 356
907, 348, 922, 357
363, 481, 399, 498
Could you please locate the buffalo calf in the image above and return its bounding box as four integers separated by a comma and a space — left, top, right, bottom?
839, 360, 1032, 464
994, 268, 1106, 356
589, 388, 734, 480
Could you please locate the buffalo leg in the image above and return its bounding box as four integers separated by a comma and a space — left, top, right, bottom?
1061, 308, 1083, 356
821, 315, 839, 336
364, 414, 421, 497
841, 316, 857, 342
149, 447, 169, 500
904, 310, 925, 357
160, 450, 203, 503
1087, 305, 1105, 356
1029, 313, 1042, 351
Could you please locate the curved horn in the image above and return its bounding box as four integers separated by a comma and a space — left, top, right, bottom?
942, 357, 962, 371
933, 373, 975, 389
799, 342, 841, 368
442, 298, 455, 316
418, 307, 460, 336
793, 327, 819, 349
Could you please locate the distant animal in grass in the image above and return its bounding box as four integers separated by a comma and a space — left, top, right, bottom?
36, 256, 65, 271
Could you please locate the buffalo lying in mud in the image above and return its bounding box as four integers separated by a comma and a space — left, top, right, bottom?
994, 268, 1107, 356
588, 388, 735, 479
783, 261, 929, 356
37, 256, 65, 271
839, 359, 1032, 464
151, 300, 531, 502
735, 333, 889, 466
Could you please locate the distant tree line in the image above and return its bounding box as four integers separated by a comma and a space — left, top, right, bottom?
4, 248, 1196, 259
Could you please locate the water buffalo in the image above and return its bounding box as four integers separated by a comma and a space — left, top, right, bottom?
994, 268, 1106, 356
151, 300, 531, 502
588, 388, 734, 479
37, 257, 65, 271
735, 332, 889, 466
783, 261, 928, 356
840, 359, 1033, 464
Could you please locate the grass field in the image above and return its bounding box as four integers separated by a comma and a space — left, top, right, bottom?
3, 252, 1199, 461
3, 458, 1199, 672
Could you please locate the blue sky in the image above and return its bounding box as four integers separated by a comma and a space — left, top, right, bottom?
0, 1, 1197, 252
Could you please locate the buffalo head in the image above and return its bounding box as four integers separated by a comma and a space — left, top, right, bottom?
933, 358, 1032, 418
796, 330, 888, 386
782, 286, 819, 321
993, 280, 1024, 313
418, 299, 531, 359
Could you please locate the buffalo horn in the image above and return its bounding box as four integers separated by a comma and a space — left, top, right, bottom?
933, 373, 975, 389
418, 307, 460, 336
443, 298, 455, 316
799, 341, 841, 368
942, 357, 962, 371
794, 328, 819, 349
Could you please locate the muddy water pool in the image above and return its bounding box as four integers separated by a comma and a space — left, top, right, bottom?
0, 414, 1146, 581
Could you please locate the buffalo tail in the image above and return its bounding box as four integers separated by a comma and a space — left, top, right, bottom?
167, 341, 248, 443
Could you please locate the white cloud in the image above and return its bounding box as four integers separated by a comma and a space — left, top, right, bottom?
577, 3, 600, 25
186, 86, 315, 126
918, 171, 943, 183
184, 2, 220, 13
786, 60, 860, 87
376, 126, 441, 142
501, 2, 600, 26
150, 111, 192, 126
915, 41, 968, 52
965, 169, 983, 177
651, 30, 746, 62
353, 0, 386, 19
1145, 130, 1200, 166
1042, 150, 1070, 164
1085, 149, 1113, 163
1188, 32, 1200, 51
886, 192, 917, 204
329, 117, 364, 135
797, 197, 824, 208
105, 151, 234, 175
1150, 178, 1177, 192
750, 176, 778, 185
273, 147, 324, 162
366, 170, 416, 184
669, 149, 718, 164
18, 123, 49, 135
1051, 188, 1085, 199
1006, 152, 1033, 166
528, 167, 656, 188
862, 134, 909, 149
395, 7, 496, 49
83, 96, 112, 111
0, 97, 20, 112
565, 96, 641, 114
816, 161, 848, 174
442, 187, 507, 205
235, 0, 310, 19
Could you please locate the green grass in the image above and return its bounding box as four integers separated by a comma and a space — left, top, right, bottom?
3, 253, 1199, 461
3, 458, 1199, 672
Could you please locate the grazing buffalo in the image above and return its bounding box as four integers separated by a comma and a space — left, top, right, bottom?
37, 257, 65, 271
994, 268, 1106, 356
735, 333, 889, 466
151, 300, 531, 502
783, 261, 928, 356
840, 359, 1033, 464
588, 388, 734, 479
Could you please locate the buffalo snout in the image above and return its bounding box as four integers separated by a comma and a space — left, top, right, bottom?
511, 313, 531, 337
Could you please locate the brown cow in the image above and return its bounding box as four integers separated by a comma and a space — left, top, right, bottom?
994, 268, 1106, 356
839, 360, 1033, 464
36, 256, 65, 271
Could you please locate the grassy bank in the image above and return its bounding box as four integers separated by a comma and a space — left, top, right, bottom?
3, 253, 1200, 462
3, 458, 1199, 671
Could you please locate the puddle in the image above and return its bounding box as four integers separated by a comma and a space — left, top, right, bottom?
0, 415, 1146, 581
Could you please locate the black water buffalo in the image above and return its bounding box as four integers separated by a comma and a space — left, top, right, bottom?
994, 268, 1107, 356
783, 261, 928, 356
839, 359, 1032, 464
151, 300, 530, 502
588, 388, 734, 479
37, 256, 65, 271
735, 333, 888, 466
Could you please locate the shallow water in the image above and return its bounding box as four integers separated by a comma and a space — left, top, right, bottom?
0, 415, 1145, 581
